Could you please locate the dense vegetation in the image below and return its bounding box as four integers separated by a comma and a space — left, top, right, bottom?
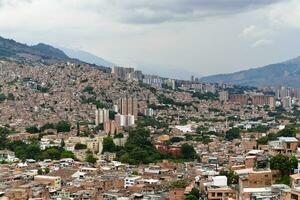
25, 121, 71, 134
225, 128, 241, 141
137, 116, 168, 129
5, 141, 75, 161
158, 94, 192, 107
192, 91, 218, 101
270, 154, 298, 185
257, 128, 299, 145
101, 128, 197, 164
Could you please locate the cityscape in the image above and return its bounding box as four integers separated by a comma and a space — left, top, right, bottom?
1, 1, 300, 200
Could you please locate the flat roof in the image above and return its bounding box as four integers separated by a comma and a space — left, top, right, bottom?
243, 187, 271, 193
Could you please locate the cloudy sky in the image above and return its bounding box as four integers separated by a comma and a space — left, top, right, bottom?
0, 0, 300, 79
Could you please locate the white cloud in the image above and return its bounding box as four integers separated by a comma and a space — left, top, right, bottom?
241, 25, 273, 39
251, 39, 273, 47
267, 0, 300, 29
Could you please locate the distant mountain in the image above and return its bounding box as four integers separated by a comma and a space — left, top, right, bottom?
0, 36, 110, 72
138, 65, 199, 81
61, 48, 114, 67
200, 56, 300, 87
31, 43, 69, 60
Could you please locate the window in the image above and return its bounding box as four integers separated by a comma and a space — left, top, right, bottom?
217, 193, 222, 197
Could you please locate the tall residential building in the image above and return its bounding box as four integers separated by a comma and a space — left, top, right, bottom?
95, 108, 110, 126
276, 86, 290, 99
115, 114, 135, 127
144, 108, 154, 116
228, 94, 275, 108
282, 96, 292, 109
191, 75, 195, 82
112, 66, 134, 79
118, 97, 138, 120
142, 75, 163, 88
104, 120, 117, 135
219, 91, 229, 102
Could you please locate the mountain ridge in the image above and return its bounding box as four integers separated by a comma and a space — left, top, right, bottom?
61, 47, 114, 67
0, 36, 111, 72
200, 56, 300, 88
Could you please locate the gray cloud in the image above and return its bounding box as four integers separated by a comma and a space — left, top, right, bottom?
97, 0, 283, 24
0, 0, 31, 7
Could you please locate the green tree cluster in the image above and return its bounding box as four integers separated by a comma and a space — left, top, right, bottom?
118, 128, 167, 164
85, 151, 97, 164
74, 143, 87, 150
180, 144, 197, 160
225, 128, 241, 141
270, 154, 298, 174
192, 91, 219, 101
257, 128, 299, 145
184, 187, 200, 200
219, 170, 239, 185
102, 137, 117, 153
0, 93, 6, 102
137, 116, 168, 129
170, 180, 189, 188
5, 141, 75, 161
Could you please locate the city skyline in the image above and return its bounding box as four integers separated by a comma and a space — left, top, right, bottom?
1, 0, 300, 79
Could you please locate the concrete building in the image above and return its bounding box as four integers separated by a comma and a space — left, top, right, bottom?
118, 97, 138, 120
34, 175, 61, 191
95, 108, 109, 126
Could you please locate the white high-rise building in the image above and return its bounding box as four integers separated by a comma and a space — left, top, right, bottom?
115, 114, 135, 127
113, 105, 118, 113
95, 108, 110, 126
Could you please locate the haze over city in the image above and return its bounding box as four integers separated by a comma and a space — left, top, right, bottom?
1, 0, 300, 79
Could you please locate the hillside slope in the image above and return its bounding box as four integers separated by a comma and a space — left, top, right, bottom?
200, 57, 300, 87
0, 36, 111, 72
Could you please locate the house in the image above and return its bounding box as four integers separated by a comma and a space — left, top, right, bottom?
0, 150, 18, 162
124, 176, 141, 188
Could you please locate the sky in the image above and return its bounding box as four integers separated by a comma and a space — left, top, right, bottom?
0, 0, 300, 79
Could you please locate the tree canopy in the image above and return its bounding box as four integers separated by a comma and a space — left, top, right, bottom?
225, 128, 241, 141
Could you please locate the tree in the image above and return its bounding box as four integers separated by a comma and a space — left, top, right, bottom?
170, 137, 184, 143
56, 121, 71, 133
257, 136, 269, 145
170, 180, 189, 188
61, 139, 65, 148
60, 151, 75, 159
44, 167, 50, 174
26, 126, 40, 134
40, 123, 55, 132
189, 187, 200, 199
114, 133, 124, 138
0, 127, 9, 149
37, 168, 43, 175
83, 85, 94, 95
6, 93, 15, 101
225, 128, 241, 141
219, 170, 239, 185
75, 143, 87, 150
40, 147, 61, 160
289, 155, 298, 170
85, 153, 97, 164
0, 93, 6, 102
270, 154, 292, 174
181, 144, 196, 160
102, 137, 116, 153
184, 195, 198, 200
109, 111, 116, 120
